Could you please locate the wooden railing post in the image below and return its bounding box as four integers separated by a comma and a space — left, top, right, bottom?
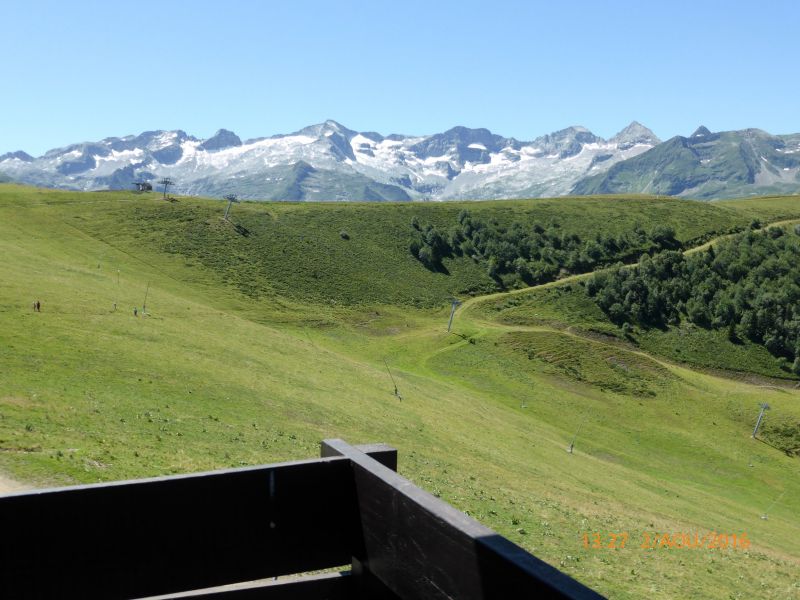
320, 438, 603, 600
320, 440, 401, 599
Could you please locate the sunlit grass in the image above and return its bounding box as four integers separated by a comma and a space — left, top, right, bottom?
1, 184, 799, 598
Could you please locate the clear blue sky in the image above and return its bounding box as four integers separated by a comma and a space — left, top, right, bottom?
2, 0, 799, 156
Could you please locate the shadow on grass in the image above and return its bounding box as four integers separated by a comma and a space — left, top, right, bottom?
755, 436, 797, 457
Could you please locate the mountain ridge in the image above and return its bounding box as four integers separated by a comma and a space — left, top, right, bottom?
2, 121, 799, 201
0, 120, 659, 201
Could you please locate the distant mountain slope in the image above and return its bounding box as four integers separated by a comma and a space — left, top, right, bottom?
188, 161, 412, 202
572, 127, 800, 199
0, 121, 659, 201
5, 122, 799, 201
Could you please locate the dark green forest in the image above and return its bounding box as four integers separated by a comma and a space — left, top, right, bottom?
410, 210, 684, 287
586, 225, 800, 371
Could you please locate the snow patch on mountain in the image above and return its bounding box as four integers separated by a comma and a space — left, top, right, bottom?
0, 120, 662, 200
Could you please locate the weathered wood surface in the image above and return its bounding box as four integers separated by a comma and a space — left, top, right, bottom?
322, 439, 603, 600
0, 457, 358, 600
1, 440, 602, 599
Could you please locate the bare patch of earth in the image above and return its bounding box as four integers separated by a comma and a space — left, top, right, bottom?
0, 473, 28, 495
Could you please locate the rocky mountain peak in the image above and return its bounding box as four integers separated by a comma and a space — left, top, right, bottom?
296, 119, 356, 139
199, 129, 242, 152
533, 126, 600, 158
0, 150, 34, 162
407, 126, 512, 165
610, 121, 661, 149
691, 125, 712, 138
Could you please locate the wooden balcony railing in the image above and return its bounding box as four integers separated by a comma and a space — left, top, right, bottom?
0, 439, 603, 599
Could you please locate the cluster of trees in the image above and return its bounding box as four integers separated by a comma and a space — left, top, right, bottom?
409, 211, 681, 286
587, 226, 800, 369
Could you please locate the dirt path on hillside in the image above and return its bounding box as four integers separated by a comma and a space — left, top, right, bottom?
459, 217, 800, 317
0, 473, 29, 495
445, 217, 800, 387
684, 218, 800, 255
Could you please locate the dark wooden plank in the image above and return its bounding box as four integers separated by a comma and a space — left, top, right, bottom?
137, 572, 353, 600
321, 439, 604, 600
0, 457, 357, 600
320, 442, 400, 600
350, 556, 403, 600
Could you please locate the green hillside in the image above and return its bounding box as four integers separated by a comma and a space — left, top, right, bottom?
572, 129, 800, 200
1, 184, 800, 599
43, 186, 800, 307
478, 218, 800, 381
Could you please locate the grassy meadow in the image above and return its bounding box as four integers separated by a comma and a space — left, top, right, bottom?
1, 184, 799, 598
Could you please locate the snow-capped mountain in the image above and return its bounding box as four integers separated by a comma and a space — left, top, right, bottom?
0, 121, 660, 201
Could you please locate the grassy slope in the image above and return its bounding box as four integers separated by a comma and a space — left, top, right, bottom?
1, 185, 800, 599
63, 189, 790, 307
479, 208, 800, 383
479, 283, 798, 380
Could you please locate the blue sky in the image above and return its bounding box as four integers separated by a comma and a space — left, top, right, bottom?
2, 0, 799, 155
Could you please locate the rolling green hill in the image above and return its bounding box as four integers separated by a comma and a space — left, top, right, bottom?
42, 186, 800, 308
1, 184, 799, 599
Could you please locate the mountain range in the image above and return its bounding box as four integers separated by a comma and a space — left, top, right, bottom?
1, 121, 798, 201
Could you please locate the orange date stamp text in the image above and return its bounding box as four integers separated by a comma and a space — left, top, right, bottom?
582, 531, 750, 550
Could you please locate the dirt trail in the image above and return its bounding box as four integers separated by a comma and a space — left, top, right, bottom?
459, 217, 800, 318
0, 473, 28, 495
443, 217, 800, 387
684, 218, 800, 256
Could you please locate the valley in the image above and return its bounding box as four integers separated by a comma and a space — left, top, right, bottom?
1, 185, 799, 598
